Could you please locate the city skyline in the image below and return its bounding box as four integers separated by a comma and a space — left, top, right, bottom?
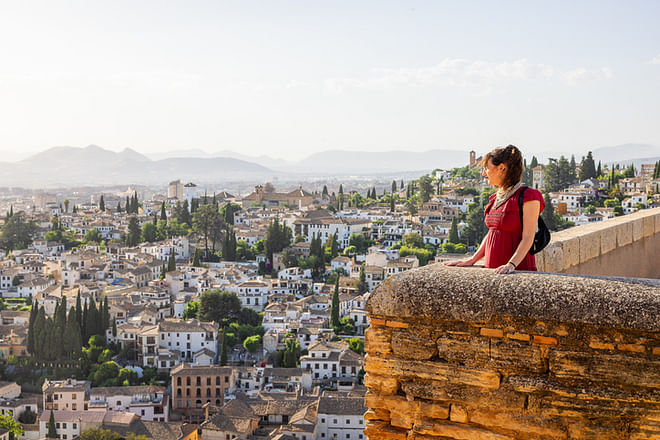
1, 1, 659, 161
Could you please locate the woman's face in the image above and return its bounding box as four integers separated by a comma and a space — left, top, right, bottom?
482, 159, 507, 187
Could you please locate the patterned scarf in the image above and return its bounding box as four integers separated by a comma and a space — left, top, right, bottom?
493, 181, 524, 209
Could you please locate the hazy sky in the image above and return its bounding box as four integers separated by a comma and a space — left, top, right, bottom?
0, 0, 659, 161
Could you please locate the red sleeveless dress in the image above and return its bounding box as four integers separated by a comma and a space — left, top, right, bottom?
483, 187, 545, 270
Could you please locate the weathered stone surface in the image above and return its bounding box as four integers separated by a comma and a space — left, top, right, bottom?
413, 418, 514, 440
365, 356, 501, 390
365, 326, 393, 355
364, 245, 660, 440
616, 221, 633, 246
392, 327, 438, 360
549, 350, 660, 388
363, 373, 399, 394
643, 215, 655, 238
632, 218, 644, 241
366, 265, 660, 332
556, 236, 580, 269
578, 230, 601, 264
600, 226, 617, 254
469, 409, 567, 439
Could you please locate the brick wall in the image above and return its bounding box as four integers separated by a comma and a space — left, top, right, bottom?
363, 265, 660, 439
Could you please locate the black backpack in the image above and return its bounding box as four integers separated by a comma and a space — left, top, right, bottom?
518, 187, 551, 255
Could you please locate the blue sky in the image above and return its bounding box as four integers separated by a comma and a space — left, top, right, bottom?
0, 0, 658, 161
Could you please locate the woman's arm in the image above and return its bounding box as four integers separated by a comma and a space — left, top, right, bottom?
444, 230, 489, 267
494, 200, 540, 274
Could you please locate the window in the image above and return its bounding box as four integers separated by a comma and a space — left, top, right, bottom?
186, 377, 191, 386
177, 377, 181, 386
359, 419, 363, 424
225, 376, 229, 383
73, 423, 77, 429
141, 410, 145, 416
207, 377, 211, 386
56, 423, 60, 428
72, 394, 77, 399
63, 423, 67, 428
72, 404, 76, 410
346, 419, 350, 424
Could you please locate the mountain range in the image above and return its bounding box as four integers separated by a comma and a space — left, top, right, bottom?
1, 143, 658, 187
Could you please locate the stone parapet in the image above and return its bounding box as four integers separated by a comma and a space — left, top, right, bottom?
535, 207, 660, 277
364, 265, 660, 439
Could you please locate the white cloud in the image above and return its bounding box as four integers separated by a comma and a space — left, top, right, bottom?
649, 55, 660, 65
560, 67, 613, 86
324, 58, 610, 94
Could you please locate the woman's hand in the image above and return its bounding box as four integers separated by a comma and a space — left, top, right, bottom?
444, 258, 475, 267
494, 262, 516, 274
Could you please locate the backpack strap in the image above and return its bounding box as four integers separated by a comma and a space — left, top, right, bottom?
518, 186, 527, 231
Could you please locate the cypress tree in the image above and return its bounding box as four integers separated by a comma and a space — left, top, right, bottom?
322, 185, 328, 196
541, 193, 556, 231
448, 217, 460, 244
99, 195, 105, 211
125, 196, 131, 214
27, 304, 38, 356
33, 307, 46, 358
64, 306, 82, 359
168, 252, 176, 272
75, 293, 82, 332
400, 180, 404, 190
86, 298, 99, 340
192, 248, 201, 267
102, 296, 110, 331
112, 320, 117, 337
331, 277, 340, 328
47, 410, 57, 438
9, 205, 13, 218
390, 195, 395, 212
359, 263, 367, 294
82, 300, 88, 342
116, 201, 122, 213
160, 202, 167, 223
392, 180, 397, 193
161, 262, 167, 279
597, 161, 602, 177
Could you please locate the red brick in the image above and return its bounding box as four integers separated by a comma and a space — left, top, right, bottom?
369, 317, 386, 327
589, 342, 615, 350
507, 332, 530, 342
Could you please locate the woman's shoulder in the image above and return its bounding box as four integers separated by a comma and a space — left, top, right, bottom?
522, 186, 544, 201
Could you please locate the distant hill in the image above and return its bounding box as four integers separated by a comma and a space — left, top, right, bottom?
0, 145, 275, 187
591, 143, 660, 165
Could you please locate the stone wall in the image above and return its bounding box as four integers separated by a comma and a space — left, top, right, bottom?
364, 265, 660, 440
535, 207, 660, 278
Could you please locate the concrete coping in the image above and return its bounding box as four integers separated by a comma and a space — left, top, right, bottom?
366, 264, 660, 332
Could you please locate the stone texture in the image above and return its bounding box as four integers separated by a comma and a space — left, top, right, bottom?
366, 265, 660, 332
616, 221, 633, 246
643, 215, 655, 238
557, 237, 580, 269
600, 226, 617, 255
632, 218, 644, 242
578, 230, 601, 264
363, 260, 660, 440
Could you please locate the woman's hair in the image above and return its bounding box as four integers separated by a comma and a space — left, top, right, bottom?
480, 144, 523, 188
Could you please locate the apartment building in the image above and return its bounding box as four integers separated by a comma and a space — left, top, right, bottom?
170, 364, 234, 422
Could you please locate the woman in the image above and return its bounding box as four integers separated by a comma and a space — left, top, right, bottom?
446, 145, 544, 274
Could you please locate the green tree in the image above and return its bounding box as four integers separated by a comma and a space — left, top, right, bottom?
358, 263, 367, 294
243, 335, 261, 353
141, 222, 157, 243
84, 228, 101, 243
265, 218, 292, 263
0, 413, 23, 439
0, 211, 38, 251
160, 202, 167, 223
281, 338, 300, 368
418, 175, 434, 202
183, 301, 199, 320
125, 217, 141, 247
167, 252, 176, 272
541, 193, 556, 231
579, 151, 597, 181
461, 190, 489, 247
448, 217, 460, 244
193, 204, 225, 256
198, 290, 241, 324
544, 158, 561, 192
348, 337, 364, 354
330, 278, 340, 328
79, 428, 122, 440
47, 410, 57, 438
99, 195, 105, 211
192, 248, 202, 267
